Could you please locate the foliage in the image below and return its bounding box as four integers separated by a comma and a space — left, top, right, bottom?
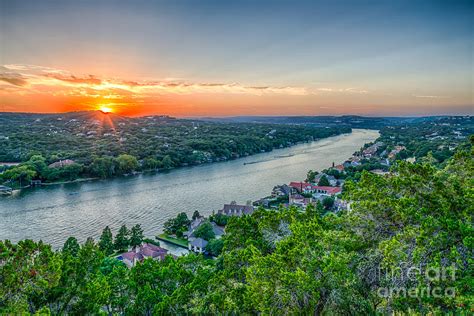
210, 213, 230, 226
1, 140, 472, 314
306, 169, 318, 182
192, 221, 215, 241
114, 225, 129, 252
163, 212, 190, 236
318, 175, 330, 186
205, 239, 224, 256
0, 112, 350, 184
129, 224, 144, 248
322, 196, 335, 209
192, 210, 201, 220
99, 226, 114, 256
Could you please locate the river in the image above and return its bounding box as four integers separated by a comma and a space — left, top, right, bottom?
0, 129, 378, 249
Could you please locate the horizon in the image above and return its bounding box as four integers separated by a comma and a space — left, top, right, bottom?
1, 109, 472, 119
1, 0, 473, 116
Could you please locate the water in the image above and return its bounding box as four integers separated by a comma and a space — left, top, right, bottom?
0, 129, 378, 248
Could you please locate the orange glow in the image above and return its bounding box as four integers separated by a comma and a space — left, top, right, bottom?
98, 105, 113, 113
1, 64, 471, 117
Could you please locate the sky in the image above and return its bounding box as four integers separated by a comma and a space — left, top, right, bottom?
0, 0, 472, 117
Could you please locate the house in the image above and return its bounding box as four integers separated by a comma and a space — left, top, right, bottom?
312, 186, 342, 196
333, 164, 345, 172
271, 184, 292, 197
117, 243, 168, 268
219, 201, 254, 216
289, 181, 313, 193
370, 169, 390, 176
289, 193, 313, 208
189, 238, 208, 253
184, 221, 225, 240
48, 159, 75, 168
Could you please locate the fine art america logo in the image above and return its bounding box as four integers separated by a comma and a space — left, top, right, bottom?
377, 263, 457, 299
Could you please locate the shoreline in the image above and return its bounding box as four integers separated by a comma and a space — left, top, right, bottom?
0, 129, 379, 248
4, 130, 356, 193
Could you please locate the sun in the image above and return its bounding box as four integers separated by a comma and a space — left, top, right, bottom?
98, 105, 113, 114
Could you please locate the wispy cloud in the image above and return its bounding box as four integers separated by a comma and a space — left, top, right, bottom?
414, 95, 451, 99
0, 64, 308, 97
316, 87, 369, 94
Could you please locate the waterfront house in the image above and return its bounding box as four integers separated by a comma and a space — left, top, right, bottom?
312, 186, 342, 196
48, 159, 75, 168
289, 193, 313, 208
189, 238, 208, 253
219, 201, 254, 216
333, 164, 345, 172
289, 181, 313, 193
184, 221, 225, 240
271, 184, 292, 197
117, 243, 168, 268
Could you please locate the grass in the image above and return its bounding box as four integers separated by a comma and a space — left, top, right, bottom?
156, 233, 189, 248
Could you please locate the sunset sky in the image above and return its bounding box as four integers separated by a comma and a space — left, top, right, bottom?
0, 0, 472, 117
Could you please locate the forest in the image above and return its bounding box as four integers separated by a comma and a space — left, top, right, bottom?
1, 137, 472, 314
0, 111, 350, 186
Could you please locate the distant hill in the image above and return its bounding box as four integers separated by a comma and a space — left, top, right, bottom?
197, 115, 460, 129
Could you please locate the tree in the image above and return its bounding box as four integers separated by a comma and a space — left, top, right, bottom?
25, 155, 47, 176
129, 224, 144, 248
306, 169, 318, 182
318, 175, 330, 186
211, 213, 230, 226
2, 165, 37, 187
90, 157, 115, 178
99, 226, 114, 255
62, 236, 80, 257
193, 221, 215, 241
322, 196, 334, 210
205, 239, 223, 256
115, 154, 139, 175
192, 210, 201, 220
114, 225, 129, 252
163, 212, 190, 235
161, 155, 174, 169
143, 157, 159, 170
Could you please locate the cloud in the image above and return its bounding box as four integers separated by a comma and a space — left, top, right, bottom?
317, 87, 369, 94
44, 73, 102, 85
414, 95, 450, 99
0, 64, 310, 98
0, 75, 28, 86
0, 66, 28, 86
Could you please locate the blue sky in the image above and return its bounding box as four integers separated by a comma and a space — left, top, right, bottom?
1, 0, 472, 116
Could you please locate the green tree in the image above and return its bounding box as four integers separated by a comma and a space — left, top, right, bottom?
306, 169, 318, 182
193, 221, 215, 241
99, 226, 114, 256
205, 239, 223, 256
114, 225, 129, 252
62, 236, 80, 257
192, 210, 201, 220
115, 154, 139, 174
90, 157, 115, 178
322, 196, 334, 210
161, 155, 174, 169
318, 175, 330, 186
2, 165, 37, 187
129, 224, 144, 249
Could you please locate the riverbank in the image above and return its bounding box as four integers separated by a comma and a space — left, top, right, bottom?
0, 129, 379, 248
